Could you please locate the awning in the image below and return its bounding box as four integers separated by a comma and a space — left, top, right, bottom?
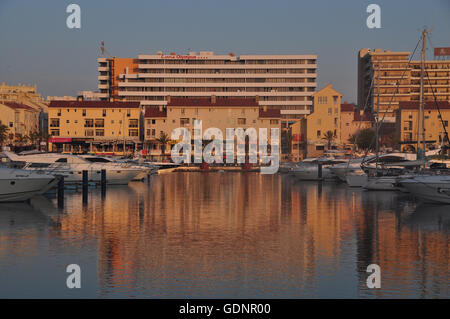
49, 137, 72, 143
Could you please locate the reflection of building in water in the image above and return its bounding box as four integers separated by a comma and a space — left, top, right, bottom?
50, 175, 449, 297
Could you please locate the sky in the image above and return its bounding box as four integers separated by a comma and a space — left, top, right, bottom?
0, 0, 449, 103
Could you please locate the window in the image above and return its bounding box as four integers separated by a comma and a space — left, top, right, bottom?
129, 119, 138, 128
82, 109, 86, 116
333, 96, 338, 104
50, 118, 60, 127
317, 130, 321, 138
238, 118, 246, 125
95, 119, 104, 127
9, 122, 13, 128
316, 145, 325, 151
50, 129, 60, 136
270, 119, 279, 124
95, 129, 105, 136
85, 130, 94, 136
66, 120, 70, 124
181, 108, 185, 114
444, 121, 449, 127
102, 109, 106, 117
111, 120, 115, 124
152, 119, 156, 124
57, 109, 61, 116
129, 129, 139, 137
180, 118, 189, 126
127, 109, 131, 117
84, 119, 94, 127
328, 108, 332, 115
151, 129, 155, 136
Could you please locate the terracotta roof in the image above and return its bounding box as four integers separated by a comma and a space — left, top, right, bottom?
340, 103, 355, 112
399, 101, 450, 110
167, 97, 259, 107
353, 111, 375, 122
1, 102, 35, 110
144, 107, 167, 118
48, 100, 140, 108
259, 108, 281, 118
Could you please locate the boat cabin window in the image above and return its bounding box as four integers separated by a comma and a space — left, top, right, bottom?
85, 158, 111, 163
55, 158, 68, 163
29, 163, 51, 168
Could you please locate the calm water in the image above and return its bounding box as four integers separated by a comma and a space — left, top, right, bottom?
0, 172, 448, 298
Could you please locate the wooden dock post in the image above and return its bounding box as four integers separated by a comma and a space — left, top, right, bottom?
82, 170, 88, 205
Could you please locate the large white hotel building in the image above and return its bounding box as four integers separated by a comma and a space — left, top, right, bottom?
97, 51, 317, 120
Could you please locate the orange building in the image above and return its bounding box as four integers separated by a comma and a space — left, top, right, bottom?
340, 103, 374, 148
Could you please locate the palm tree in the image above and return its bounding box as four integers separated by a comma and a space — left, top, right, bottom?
156, 131, 170, 161
0, 124, 9, 147
322, 130, 336, 150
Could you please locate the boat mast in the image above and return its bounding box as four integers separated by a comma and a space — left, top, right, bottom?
417, 29, 428, 160
375, 63, 380, 172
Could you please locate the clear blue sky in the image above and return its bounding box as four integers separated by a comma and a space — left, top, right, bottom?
0, 0, 449, 103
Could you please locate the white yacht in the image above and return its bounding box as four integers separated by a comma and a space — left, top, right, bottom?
399, 175, 450, 204
0, 166, 58, 202
291, 158, 346, 181
3, 152, 143, 185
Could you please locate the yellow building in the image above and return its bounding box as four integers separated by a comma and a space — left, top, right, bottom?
340, 103, 374, 149
302, 84, 342, 157
0, 82, 48, 112
396, 101, 450, 152
143, 96, 281, 160
47, 100, 141, 154
0, 102, 40, 143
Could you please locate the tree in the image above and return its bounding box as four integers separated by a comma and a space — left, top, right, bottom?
322, 130, 336, 150
0, 124, 9, 147
156, 131, 170, 161
349, 128, 376, 151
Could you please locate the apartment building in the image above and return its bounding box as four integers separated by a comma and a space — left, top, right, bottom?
47, 100, 141, 154
143, 96, 281, 160
301, 84, 342, 157
396, 100, 450, 152
340, 103, 374, 148
358, 48, 450, 122
97, 51, 317, 120
0, 102, 40, 142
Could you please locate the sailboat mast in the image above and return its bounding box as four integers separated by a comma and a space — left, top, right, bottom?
418, 29, 427, 159
375, 63, 380, 171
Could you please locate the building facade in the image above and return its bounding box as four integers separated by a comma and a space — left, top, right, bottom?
340, 103, 374, 149
358, 48, 450, 122
97, 51, 317, 118
301, 84, 342, 157
47, 100, 141, 154
143, 96, 281, 160
396, 101, 450, 152
0, 102, 40, 143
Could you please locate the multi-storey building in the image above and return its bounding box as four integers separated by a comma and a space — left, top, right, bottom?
97, 51, 317, 120
0, 102, 40, 143
358, 48, 450, 122
47, 100, 141, 154
396, 100, 450, 152
143, 96, 281, 160
340, 103, 374, 148
301, 84, 342, 157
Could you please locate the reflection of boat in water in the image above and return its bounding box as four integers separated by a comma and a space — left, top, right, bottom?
0, 166, 58, 202
403, 203, 450, 232
399, 175, 450, 204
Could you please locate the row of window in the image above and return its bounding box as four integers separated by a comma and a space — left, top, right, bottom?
54, 109, 133, 117
49, 129, 139, 137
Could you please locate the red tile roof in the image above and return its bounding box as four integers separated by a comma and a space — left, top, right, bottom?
2, 102, 35, 110
259, 108, 281, 118
340, 103, 355, 112
353, 111, 375, 122
144, 107, 167, 118
167, 97, 259, 107
48, 100, 140, 108
399, 101, 450, 110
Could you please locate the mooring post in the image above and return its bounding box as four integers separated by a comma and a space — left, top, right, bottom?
57, 176, 64, 209
318, 163, 323, 179
147, 173, 150, 185
82, 170, 88, 205
101, 169, 106, 198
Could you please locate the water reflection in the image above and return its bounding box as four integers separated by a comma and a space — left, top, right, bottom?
0, 173, 448, 298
